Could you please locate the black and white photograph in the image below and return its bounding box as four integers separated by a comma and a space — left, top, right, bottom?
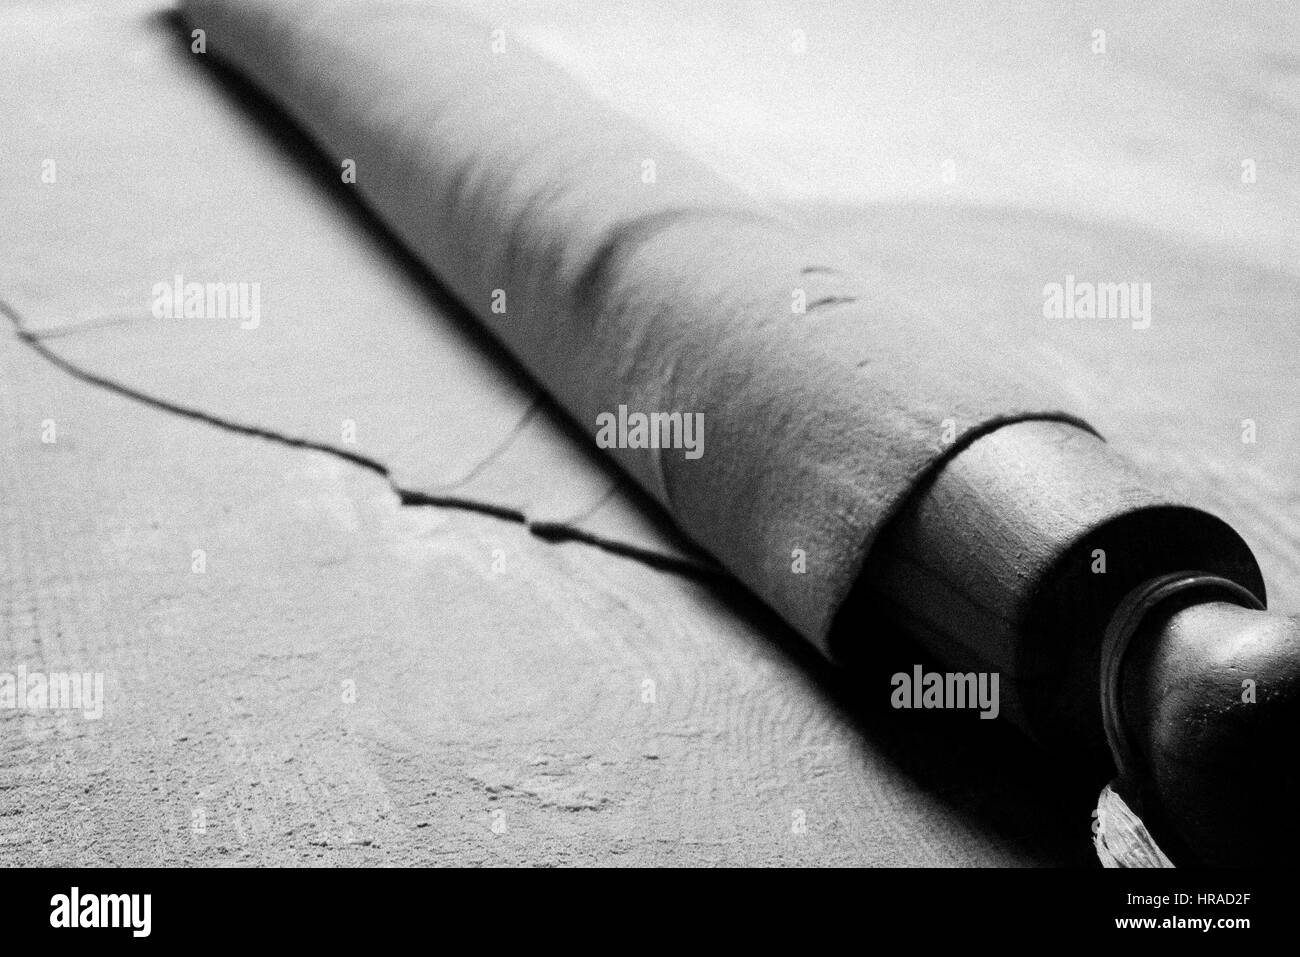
1, 0, 1294, 938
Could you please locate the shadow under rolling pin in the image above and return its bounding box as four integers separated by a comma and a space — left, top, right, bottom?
173, 0, 1295, 867
834, 419, 1299, 867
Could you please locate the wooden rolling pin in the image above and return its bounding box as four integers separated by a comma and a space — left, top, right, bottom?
183, 0, 1298, 867
846, 419, 1299, 866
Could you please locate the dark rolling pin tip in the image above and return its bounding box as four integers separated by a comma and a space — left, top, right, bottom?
855, 421, 1293, 864
1114, 588, 1300, 866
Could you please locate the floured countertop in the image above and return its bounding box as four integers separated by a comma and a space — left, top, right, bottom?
1, 0, 1296, 865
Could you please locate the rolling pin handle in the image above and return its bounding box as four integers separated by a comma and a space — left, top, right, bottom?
1104, 579, 1300, 866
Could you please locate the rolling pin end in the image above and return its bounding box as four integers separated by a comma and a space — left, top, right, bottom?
1115, 590, 1300, 866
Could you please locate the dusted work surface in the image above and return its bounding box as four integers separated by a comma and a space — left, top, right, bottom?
2, 0, 1298, 865
1, 330, 1098, 866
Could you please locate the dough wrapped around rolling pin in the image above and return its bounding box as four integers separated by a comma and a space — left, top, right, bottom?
179, 0, 1092, 649
180, 0, 1298, 864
